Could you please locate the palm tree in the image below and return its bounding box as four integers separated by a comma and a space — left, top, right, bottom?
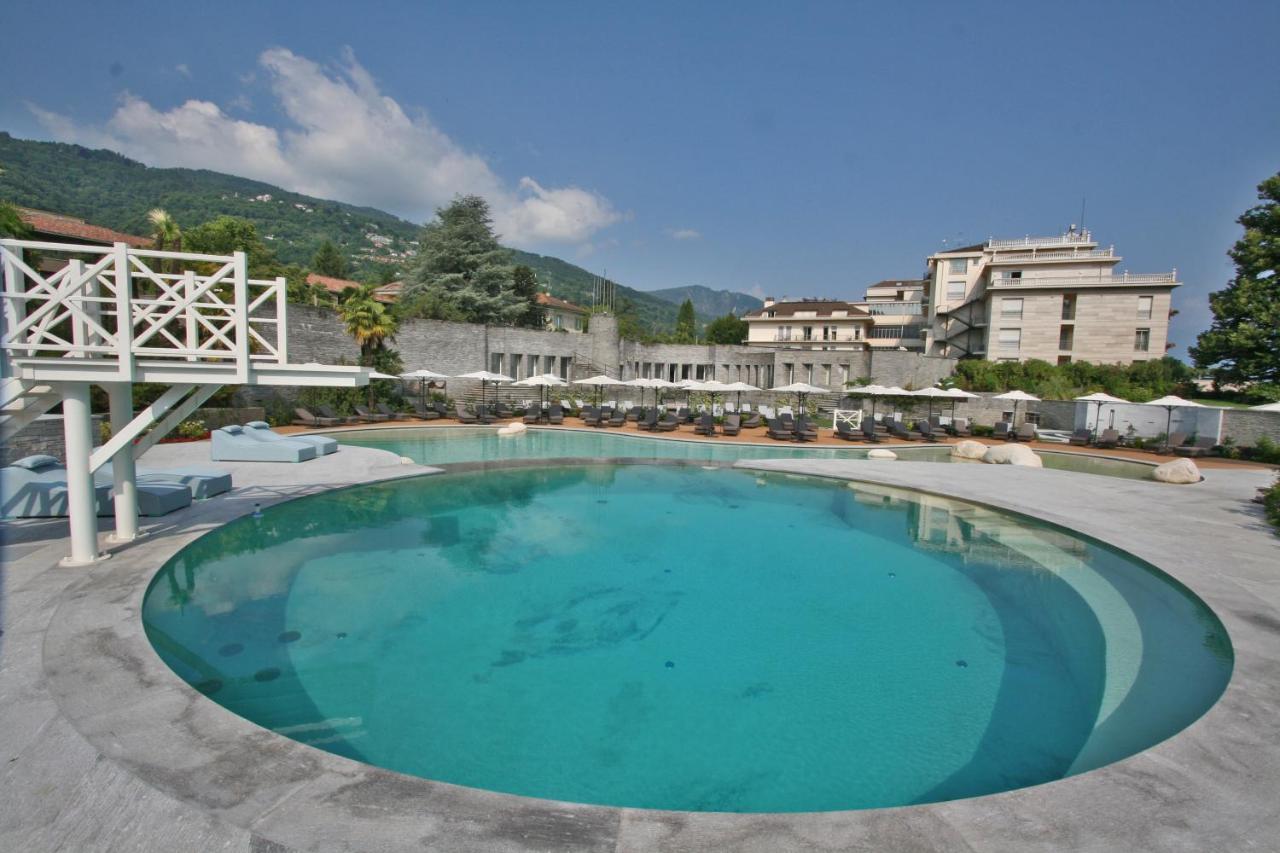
147, 208, 182, 275
339, 284, 398, 365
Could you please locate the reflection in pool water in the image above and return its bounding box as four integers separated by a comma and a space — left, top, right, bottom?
143, 465, 1230, 812
336, 426, 1158, 479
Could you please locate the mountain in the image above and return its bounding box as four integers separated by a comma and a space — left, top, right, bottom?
0, 132, 691, 333
647, 284, 762, 318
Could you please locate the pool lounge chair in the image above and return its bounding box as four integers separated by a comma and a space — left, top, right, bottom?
244, 421, 338, 456
886, 420, 914, 441
95, 461, 231, 501
994, 422, 1013, 441
637, 410, 659, 431
861, 420, 882, 442
1175, 436, 1216, 458
317, 405, 357, 425
948, 418, 972, 437
1015, 423, 1038, 442
766, 418, 794, 441
523, 405, 543, 424
454, 403, 479, 424
626, 406, 643, 422
376, 403, 413, 421
353, 405, 390, 423
1068, 428, 1091, 446
212, 425, 317, 463
916, 421, 938, 441
581, 407, 601, 426
741, 412, 763, 429
694, 413, 717, 436
722, 414, 741, 436
1160, 431, 1188, 454
409, 400, 441, 420
608, 409, 626, 427
548, 404, 565, 425
834, 420, 861, 441
794, 416, 818, 442
2, 455, 114, 518
293, 407, 342, 428
1095, 428, 1121, 449
676, 407, 693, 424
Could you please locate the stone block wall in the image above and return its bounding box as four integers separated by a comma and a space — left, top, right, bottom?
2, 414, 103, 467
1220, 410, 1280, 448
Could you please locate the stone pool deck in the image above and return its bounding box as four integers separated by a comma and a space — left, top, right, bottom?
1, 441, 1277, 851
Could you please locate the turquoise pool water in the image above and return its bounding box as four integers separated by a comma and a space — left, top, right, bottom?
143, 465, 1231, 812
337, 426, 1157, 479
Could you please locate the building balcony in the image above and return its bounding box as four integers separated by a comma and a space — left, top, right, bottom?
987, 271, 1178, 290
986, 231, 1096, 251
864, 302, 924, 316
989, 247, 1119, 264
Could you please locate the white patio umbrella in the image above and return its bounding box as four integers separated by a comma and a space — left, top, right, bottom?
513, 373, 567, 417
1142, 394, 1205, 447
399, 368, 450, 407
575, 374, 625, 406
910, 386, 951, 421
1249, 400, 1280, 412
1074, 391, 1129, 440
723, 380, 760, 411
455, 370, 514, 413
627, 377, 678, 411
846, 383, 889, 419
769, 382, 829, 417
943, 387, 979, 423
993, 389, 1041, 427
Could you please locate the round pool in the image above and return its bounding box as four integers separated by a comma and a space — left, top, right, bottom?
142, 464, 1231, 812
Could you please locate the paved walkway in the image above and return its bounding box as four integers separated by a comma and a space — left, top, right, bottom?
1, 440, 1277, 851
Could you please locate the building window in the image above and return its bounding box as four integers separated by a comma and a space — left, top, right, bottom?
821, 364, 831, 385
1059, 325, 1074, 351
1057, 355, 1071, 365
802, 363, 814, 383
948, 258, 967, 275
1135, 328, 1151, 352
553, 314, 564, 329
489, 353, 504, 374
1001, 298, 1023, 319
574, 316, 584, 331
510, 354, 522, 376
1061, 293, 1077, 320
1138, 295, 1153, 319
998, 328, 1021, 350
822, 325, 837, 340
802, 326, 814, 341
784, 363, 795, 384
946, 281, 966, 301
777, 326, 792, 341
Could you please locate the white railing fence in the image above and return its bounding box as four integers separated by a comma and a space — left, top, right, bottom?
1, 240, 287, 382
987, 231, 1094, 250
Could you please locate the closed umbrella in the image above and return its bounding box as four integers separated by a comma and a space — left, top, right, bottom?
1074, 392, 1129, 441
575, 374, 624, 407
513, 373, 567, 420
1142, 394, 1205, 450
455, 370, 514, 414
993, 389, 1041, 428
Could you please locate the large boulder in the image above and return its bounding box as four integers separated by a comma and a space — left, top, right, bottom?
951, 440, 988, 460
497, 422, 527, 437
866, 449, 897, 460
1153, 458, 1201, 484
982, 444, 1043, 467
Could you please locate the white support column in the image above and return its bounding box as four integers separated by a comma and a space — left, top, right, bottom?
59, 383, 104, 566
106, 382, 139, 542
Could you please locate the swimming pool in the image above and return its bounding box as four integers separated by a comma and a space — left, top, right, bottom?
336, 426, 1158, 479
143, 464, 1231, 812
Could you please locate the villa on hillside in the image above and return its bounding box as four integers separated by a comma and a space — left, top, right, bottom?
537, 291, 588, 332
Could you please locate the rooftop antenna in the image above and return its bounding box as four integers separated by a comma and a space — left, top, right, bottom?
1079, 197, 1087, 232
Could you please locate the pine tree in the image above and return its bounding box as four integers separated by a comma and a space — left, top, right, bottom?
1191, 172, 1280, 385
312, 240, 350, 278
674, 298, 697, 343
400, 196, 521, 325
511, 264, 545, 328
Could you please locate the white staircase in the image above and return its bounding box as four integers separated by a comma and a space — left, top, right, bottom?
0, 377, 60, 444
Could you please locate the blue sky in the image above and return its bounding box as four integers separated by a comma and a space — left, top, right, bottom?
3, 1, 1278, 355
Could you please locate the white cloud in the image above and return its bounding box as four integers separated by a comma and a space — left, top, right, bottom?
666, 227, 701, 241
30, 47, 620, 247
175, 63, 191, 78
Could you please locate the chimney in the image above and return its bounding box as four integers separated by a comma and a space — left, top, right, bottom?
763, 296, 775, 308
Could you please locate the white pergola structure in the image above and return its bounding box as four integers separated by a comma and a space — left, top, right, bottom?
0, 239, 372, 565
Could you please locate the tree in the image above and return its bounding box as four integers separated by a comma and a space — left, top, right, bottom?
704, 313, 748, 344
0, 200, 30, 238
146, 208, 182, 275
184, 216, 281, 278
511, 264, 545, 329
339, 284, 398, 366
1191, 172, 1280, 385
674, 298, 697, 343
312, 240, 349, 278
399, 195, 521, 325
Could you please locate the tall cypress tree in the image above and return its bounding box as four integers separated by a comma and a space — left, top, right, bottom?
511, 264, 545, 328
674, 298, 697, 343
312, 240, 349, 278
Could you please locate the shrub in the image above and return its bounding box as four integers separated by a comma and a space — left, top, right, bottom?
1251, 436, 1280, 466
1264, 475, 1280, 535
970, 424, 994, 437
175, 419, 207, 439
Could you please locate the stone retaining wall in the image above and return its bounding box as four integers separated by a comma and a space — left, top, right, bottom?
2, 414, 104, 467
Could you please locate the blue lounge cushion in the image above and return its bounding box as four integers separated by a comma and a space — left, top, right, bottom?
11, 454, 60, 470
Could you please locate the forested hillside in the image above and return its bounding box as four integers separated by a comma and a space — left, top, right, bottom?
0, 132, 755, 333
647, 284, 761, 317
